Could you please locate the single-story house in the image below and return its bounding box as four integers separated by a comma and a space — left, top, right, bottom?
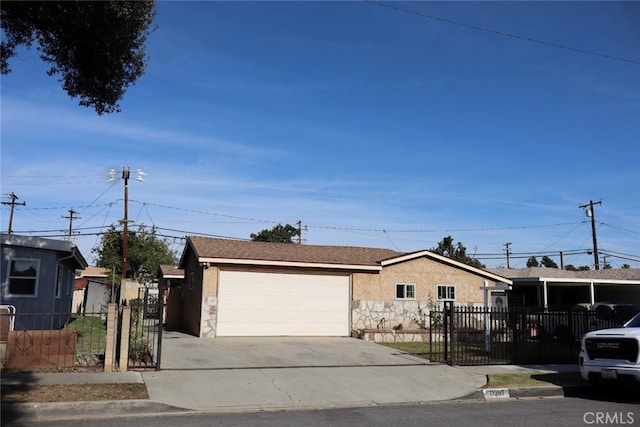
1, 233, 88, 329
167, 236, 512, 338
487, 267, 640, 309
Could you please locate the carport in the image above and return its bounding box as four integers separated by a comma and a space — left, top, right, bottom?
502, 268, 640, 309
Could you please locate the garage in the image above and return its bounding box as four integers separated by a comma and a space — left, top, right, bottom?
216, 270, 350, 336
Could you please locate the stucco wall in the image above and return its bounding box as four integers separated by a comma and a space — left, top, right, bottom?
352, 256, 501, 331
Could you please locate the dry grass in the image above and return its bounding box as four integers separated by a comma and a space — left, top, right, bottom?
1, 383, 148, 403
483, 372, 585, 389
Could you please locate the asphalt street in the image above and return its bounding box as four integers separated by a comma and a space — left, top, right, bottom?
10, 397, 639, 427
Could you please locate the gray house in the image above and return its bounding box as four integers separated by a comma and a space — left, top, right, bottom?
1, 234, 88, 329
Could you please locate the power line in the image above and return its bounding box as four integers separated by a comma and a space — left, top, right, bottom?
365, 1, 640, 65
6, 198, 597, 236
599, 222, 640, 239
383, 229, 401, 252
309, 221, 581, 234
598, 249, 640, 263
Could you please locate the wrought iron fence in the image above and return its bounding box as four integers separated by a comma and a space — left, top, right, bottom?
429, 305, 619, 366
0, 305, 107, 371
126, 292, 163, 370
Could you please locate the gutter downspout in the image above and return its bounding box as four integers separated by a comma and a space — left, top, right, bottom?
590, 281, 595, 305
542, 280, 548, 310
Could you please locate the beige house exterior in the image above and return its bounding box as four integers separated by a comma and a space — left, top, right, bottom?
167, 236, 512, 338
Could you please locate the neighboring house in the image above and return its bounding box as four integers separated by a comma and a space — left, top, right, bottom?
1, 234, 88, 329
72, 266, 112, 314
487, 267, 640, 309
170, 236, 512, 338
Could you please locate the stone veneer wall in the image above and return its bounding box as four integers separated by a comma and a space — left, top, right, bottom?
361, 330, 442, 343
352, 299, 440, 331
200, 296, 218, 338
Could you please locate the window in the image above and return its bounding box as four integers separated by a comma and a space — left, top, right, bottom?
8, 259, 39, 296
55, 265, 64, 298
396, 283, 415, 300
437, 284, 456, 301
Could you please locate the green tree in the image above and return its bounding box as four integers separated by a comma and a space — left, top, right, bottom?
250, 224, 300, 243
430, 236, 485, 269
1, 1, 156, 114
92, 225, 176, 280
540, 256, 558, 269
566, 264, 591, 271
526, 256, 540, 268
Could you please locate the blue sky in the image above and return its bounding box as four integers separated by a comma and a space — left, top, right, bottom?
1, 1, 639, 269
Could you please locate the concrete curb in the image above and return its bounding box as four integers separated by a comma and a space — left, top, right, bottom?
1, 400, 187, 424
461, 384, 590, 401
2, 385, 591, 424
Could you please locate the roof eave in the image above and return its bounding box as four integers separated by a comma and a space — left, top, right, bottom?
199, 257, 382, 272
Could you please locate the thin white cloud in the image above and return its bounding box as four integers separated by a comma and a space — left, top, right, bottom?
1, 96, 284, 159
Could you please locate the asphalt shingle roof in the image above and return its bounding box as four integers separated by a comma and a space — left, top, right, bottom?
188, 236, 399, 267
160, 265, 185, 277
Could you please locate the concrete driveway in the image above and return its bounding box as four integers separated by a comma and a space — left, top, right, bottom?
159, 331, 428, 370
143, 331, 486, 411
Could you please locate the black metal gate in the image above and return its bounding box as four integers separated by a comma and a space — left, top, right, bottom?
126, 287, 164, 370
429, 303, 618, 366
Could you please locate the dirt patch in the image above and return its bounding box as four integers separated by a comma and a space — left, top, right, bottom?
1, 383, 148, 403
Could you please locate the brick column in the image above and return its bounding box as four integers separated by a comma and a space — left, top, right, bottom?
104, 303, 117, 372
119, 305, 132, 372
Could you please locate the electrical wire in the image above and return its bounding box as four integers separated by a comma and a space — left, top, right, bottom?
383, 230, 401, 252
80, 180, 119, 215
365, 1, 640, 65
9, 198, 639, 266
599, 222, 640, 239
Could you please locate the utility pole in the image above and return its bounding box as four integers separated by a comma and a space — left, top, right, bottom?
121, 168, 131, 298
2, 192, 26, 234
579, 200, 602, 270
62, 209, 81, 238
108, 167, 145, 303
503, 242, 512, 269
296, 220, 307, 245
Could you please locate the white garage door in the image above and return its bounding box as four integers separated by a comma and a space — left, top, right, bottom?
217, 270, 350, 336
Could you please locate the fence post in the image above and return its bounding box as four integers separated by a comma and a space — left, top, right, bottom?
443, 304, 449, 364
449, 302, 455, 365
119, 305, 132, 372
429, 310, 433, 361
104, 303, 118, 372
155, 284, 165, 371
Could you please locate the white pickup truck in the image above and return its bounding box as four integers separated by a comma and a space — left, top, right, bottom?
579, 312, 640, 385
